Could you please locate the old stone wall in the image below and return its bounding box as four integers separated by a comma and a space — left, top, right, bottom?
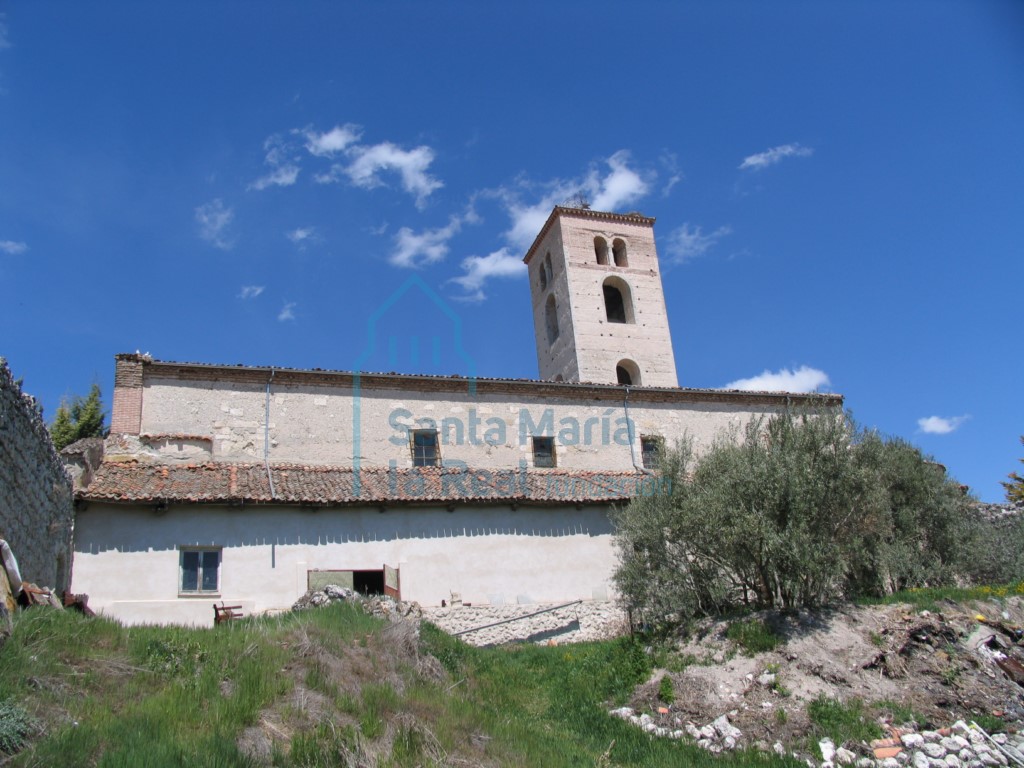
423, 600, 627, 647
0, 358, 74, 592
130, 369, 786, 470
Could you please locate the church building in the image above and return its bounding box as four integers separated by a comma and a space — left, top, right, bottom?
69, 207, 840, 625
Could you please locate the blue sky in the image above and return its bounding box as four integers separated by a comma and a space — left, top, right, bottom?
1, 2, 1021, 501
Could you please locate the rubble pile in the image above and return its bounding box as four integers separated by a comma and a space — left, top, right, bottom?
855, 721, 1024, 768
290, 585, 423, 623
363, 594, 423, 622
611, 597, 1024, 765
609, 707, 1024, 767
290, 583, 356, 610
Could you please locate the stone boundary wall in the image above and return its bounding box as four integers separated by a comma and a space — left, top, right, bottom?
974, 500, 1022, 521
0, 359, 74, 592
423, 600, 628, 647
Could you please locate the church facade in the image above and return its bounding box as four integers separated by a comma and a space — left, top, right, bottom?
70, 207, 840, 625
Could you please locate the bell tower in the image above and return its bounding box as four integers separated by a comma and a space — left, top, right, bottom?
524, 206, 679, 387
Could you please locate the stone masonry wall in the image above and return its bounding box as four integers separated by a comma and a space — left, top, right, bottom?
0, 359, 74, 592
423, 600, 627, 647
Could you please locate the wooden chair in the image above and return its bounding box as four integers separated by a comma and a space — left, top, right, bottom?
213, 601, 243, 624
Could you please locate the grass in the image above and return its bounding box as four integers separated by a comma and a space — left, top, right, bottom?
856, 581, 1024, 612
0, 603, 809, 767
971, 714, 1006, 734
807, 696, 882, 748
726, 619, 782, 655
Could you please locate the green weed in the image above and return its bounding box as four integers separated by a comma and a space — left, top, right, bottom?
726, 619, 782, 655
658, 675, 675, 705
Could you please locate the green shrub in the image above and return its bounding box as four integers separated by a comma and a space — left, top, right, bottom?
0, 699, 35, 755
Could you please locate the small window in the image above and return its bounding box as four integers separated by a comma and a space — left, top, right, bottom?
612, 238, 628, 267
544, 252, 554, 284
411, 430, 440, 467
617, 359, 641, 386
532, 436, 556, 468
594, 236, 609, 265
545, 294, 559, 345
641, 436, 662, 469
539, 263, 548, 291
180, 548, 220, 594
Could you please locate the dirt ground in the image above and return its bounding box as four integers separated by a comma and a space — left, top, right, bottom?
630, 597, 1024, 748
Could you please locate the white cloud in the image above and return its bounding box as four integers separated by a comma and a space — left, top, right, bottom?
286, 226, 317, 244
917, 415, 970, 435
250, 123, 443, 207
249, 134, 301, 191
504, 193, 565, 250
660, 152, 683, 197
0, 240, 27, 255
195, 199, 235, 250
250, 164, 299, 191
739, 143, 814, 171
390, 217, 463, 269
501, 151, 653, 249
0, 15, 9, 50
238, 285, 264, 299
588, 151, 650, 212
343, 143, 442, 208
303, 124, 361, 157
724, 366, 830, 393
278, 302, 296, 322
448, 247, 525, 301
664, 223, 732, 264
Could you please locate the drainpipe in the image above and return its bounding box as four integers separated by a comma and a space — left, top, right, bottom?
264, 368, 276, 500
623, 385, 650, 475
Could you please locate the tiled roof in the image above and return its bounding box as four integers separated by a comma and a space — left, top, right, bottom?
80, 461, 664, 506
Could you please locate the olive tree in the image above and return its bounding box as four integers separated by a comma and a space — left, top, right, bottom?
613, 410, 974, 627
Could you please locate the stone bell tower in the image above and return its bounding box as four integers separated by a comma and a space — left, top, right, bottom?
523, 206, 679, 387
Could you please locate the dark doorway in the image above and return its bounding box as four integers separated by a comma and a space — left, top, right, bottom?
353, 570, 385, 595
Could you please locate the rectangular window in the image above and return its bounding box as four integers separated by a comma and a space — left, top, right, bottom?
641, 436, 662, 470
532, 436, 556, 468
411, 429, 440, 467
180, 548, 220, 594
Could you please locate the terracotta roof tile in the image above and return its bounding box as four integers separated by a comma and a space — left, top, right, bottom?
80, 461, 666, 506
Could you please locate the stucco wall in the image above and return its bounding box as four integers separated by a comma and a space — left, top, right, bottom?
71, 501, 617, 626
0, 358, 74, 592
135, 374, 780, 469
